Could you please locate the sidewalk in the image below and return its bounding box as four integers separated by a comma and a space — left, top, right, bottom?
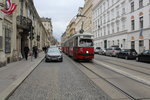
0, 52, 45, 100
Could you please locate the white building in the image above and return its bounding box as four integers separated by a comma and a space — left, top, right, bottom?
92, 0, 150, 53
126, 0, 150, 53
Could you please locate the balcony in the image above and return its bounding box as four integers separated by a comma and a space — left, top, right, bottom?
16, 15, 32, 32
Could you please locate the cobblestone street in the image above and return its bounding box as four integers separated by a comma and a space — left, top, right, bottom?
8, 55, 110, 100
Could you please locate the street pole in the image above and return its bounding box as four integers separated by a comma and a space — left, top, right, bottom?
30, 25, 33, 61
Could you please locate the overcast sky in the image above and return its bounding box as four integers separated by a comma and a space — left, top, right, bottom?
33, 0, 84, 41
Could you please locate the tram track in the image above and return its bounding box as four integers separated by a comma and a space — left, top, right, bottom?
96, 56, 150, 70
95, 58, 150, 76
65, 54, 133, 99
79, 62, 136, 100
65, 54, 150, 100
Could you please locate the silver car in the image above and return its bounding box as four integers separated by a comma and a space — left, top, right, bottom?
45, 48, 63, 62
105, 47, 121, 56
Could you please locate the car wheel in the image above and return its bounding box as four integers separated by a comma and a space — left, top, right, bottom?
45, 59, 48, 62
125, 56, 128, 60
60, 58, 63, 62
116, 55, 119, 58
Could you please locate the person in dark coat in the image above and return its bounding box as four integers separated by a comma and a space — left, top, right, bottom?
33, 45, 38, 58
42, 46, 47, 53
24, 44, 29, 60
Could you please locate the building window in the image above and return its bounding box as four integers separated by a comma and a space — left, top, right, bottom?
108, 25, 110, 34
122, 20, 125, 30
139, 40, 144, 53
116, 6, 119, 17
107, 0, 109, 7
104, 14, 106, 23
139, 0, 143, 8
103, 2, 106, 11
112, 24, 114, 33
112, 0, 114, 5
111, 9, 114, 19
131, 41, 135, 49
122, 2, 125, 15
139, 16, 143, 29
104, 27, 106, 36
116, 21, 120, 32
131, 2, 134, 12
5, 28, 11, 53
131, 20, 135, 30
107, 11, 110, 22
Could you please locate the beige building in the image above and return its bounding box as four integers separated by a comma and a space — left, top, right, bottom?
62, 0, 93, 43
75, 0, 92, 33
41, 17, 53, 46
0, 0, 50, 67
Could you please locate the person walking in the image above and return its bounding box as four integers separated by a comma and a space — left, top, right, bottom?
33, 45, 38, 58
24, 44, 29, 60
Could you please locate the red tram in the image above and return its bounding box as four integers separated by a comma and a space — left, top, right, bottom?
62, 33, 94, 61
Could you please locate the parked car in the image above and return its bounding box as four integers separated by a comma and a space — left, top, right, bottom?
116, 49, 137, 60
136, 50, 150, 63
94, 47, 101, 54
98, 48, 106, 55
105, 47, 121, 56
45, 48, 63, 62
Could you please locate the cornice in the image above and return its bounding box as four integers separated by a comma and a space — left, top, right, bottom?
95, 30, 128, 40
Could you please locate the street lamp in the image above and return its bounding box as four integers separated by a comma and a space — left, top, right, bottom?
76, 14, 87, 34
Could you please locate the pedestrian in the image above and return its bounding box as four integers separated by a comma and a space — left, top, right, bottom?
33, 45, 38, 58
24, 44, 29, 60
42, 46, 47, 53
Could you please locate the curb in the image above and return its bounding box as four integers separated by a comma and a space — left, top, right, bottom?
0, 56, 45, 100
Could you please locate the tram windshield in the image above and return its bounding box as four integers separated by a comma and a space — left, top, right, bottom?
79, 39, 93, 47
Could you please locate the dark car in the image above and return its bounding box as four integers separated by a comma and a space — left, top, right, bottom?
116, 49, 137, 60
136, 50, 150, 63
45, 48, 63, 62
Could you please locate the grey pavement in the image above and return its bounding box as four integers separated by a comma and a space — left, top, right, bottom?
0, 52, 45, 100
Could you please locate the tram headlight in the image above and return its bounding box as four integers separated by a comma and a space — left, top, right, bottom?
86, 51, 89, 54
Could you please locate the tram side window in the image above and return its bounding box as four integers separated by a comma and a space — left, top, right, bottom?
79, 39, 93, 47
70, 41, 73, 47
74, 37, 78, 47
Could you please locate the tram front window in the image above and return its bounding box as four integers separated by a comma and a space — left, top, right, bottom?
79, 39, 93, 47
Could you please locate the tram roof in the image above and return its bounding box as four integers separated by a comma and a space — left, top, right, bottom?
62, 32, 93, 44
72, 32, 93, 37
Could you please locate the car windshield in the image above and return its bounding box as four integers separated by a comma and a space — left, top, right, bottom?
143, 50, 149, 54
79, 39, 93, 47
114, 48, 121, 50
48, 48, 60, 53
96, 47, 101, 49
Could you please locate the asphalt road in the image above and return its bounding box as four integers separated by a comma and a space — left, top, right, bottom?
8, 55, 110, 100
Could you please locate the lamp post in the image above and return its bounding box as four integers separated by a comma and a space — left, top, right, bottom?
76, 14, 86, 34
76, 14, 91, 34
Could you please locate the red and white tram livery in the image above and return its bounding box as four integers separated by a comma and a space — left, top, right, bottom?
62, 33, 94, 61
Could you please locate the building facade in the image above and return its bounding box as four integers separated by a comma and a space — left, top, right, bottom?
75, 0, 92, 33
93, 0, 128, 49
126, 0, 150, 53
0, 0, 50, 67
93, 0, 150, 53
41, 17, 53, 46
